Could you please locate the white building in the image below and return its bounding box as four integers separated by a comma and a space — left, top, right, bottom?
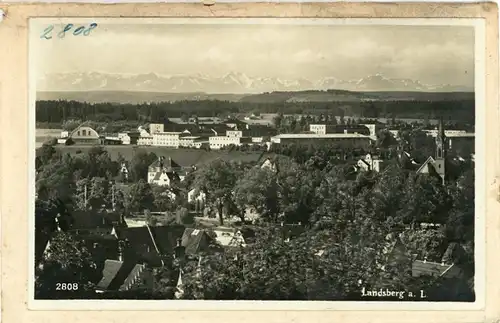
356, 154, 385, 172
118, 133, 131, 145
212, 227, 247, 247
188, 188, 206, 204
149, 123, 165, 134
137, 127, 153, 146
209, 136, 252, 150
147, 157, 182, 187
424, 130, 467, 137
152, 132, 182, 148
179, 136, 202, 148
270, 133, 373, 149
309, 124, 328, 135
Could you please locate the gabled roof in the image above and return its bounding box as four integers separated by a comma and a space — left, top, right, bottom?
224, 118, 247, 125
97, 259, 148, 291
412, 260, 460, 278
70, 211, 123, 232
416, 156, 436, 174
116, 225, 185, 266
149, 157, 182, 171
181, 228, 216, 255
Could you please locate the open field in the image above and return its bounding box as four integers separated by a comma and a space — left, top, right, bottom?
52, 145, 269, 166
36, 128, 63, 148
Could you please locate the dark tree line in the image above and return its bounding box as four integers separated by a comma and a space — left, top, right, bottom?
36, 99, 475, 126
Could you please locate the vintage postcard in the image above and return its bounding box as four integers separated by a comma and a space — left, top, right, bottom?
1, 2, 499, 322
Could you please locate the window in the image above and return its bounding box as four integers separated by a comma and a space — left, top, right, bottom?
82, 130, 87, 136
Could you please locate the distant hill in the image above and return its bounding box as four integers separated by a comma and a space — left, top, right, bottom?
239, 90, 475, 103
37, 91, 247, 104
37, 90, 474, 105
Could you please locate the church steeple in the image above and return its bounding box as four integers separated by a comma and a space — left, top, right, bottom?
436, 117, 446, 159
434, 118, 446, 184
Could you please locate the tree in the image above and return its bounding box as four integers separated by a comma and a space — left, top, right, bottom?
272, 112, 284, 130
152, 185, 174, 212
376, 130, 398, 148
180, 223, 419, 300
36, 158, 75, 203
233, 167, 279, 223
129, 151, 158, 182
180, 113, 190, 123
128, 179, 155, 212
192, 159, 241, 225
35, 232, 99, 299
275, 157, 319, 225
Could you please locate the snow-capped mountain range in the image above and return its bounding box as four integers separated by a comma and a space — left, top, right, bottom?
38, 72, 473, 93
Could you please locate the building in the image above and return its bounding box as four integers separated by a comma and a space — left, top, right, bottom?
137, 127, 153, 146
416, 119, 447, 184
117, 132, 140, 145
224, 118, 247, 129
69, 125, 101, 145
270, 133, 373, 149
152, 132, 182, 148
212, 227, 247, 248
209, 136, 253, 150
179, 135, 209, 148
356, 153, 386, 172
149, 123, 165, 134
309, 124, 371, 136
147, 157, 182, 187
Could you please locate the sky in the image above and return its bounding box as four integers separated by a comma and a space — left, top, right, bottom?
33, 21, 475, 91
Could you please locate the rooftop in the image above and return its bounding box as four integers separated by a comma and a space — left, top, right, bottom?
272, 133, 373, 139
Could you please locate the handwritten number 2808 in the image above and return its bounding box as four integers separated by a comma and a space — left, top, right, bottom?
41, 23, 98, 40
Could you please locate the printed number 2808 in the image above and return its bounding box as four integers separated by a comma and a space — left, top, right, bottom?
41, 23, 98, 40
56, 283, 79, 291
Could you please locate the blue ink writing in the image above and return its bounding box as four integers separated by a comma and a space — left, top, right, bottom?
58, 24, 74, 38
40, 25, 54, 40
83, 23, 98, 36
40, 23, 98, 40
73, 26, 85, 36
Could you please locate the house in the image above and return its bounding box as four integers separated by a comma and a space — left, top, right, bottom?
118, 133, 131, 145
96, 259, 152, 294
188, 188, 206, 210
260, 157, 278, 172
356, 153, 385, 172
119, 163, 129, 180
68, 125, 101, 145
115, 224, 186, 267
224, 118, 247, 129
209, 124, 231, 136
180, 228, 220, 255
211, 227, 247, 248
68, 210, 125, 236
147, 157, 182, 187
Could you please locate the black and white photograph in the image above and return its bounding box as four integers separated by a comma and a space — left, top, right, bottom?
31, 18, 481, 304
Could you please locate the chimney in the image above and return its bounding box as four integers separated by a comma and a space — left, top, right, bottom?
174, 238, 186, 260
118, 240, 124, 262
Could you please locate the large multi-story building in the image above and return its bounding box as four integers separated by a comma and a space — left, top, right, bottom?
309, 124, 371, 136
270, 133, 374, 149
209, 136, 253, 150
152, 132, 182, 148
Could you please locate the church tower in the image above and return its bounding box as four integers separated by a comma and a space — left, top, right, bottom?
434, 118, 446, 184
